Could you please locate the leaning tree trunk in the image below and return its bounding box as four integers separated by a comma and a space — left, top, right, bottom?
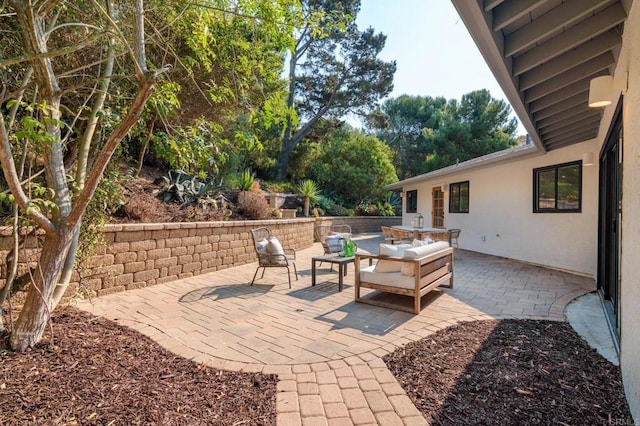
9, 226, 76, 351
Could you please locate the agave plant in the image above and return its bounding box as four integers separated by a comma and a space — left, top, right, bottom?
160, 170, 225, 208
296, 179, 320, 217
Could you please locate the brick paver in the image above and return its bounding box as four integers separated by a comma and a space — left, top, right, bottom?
77, 233, 595, 425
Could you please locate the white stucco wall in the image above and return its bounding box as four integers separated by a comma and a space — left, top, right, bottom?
402, 140, 599, 276
616, 1, 640, 421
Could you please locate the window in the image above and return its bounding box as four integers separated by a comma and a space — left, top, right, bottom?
406, 190, 417, 213
533, 160, 582, 213
449, 181, 469, 213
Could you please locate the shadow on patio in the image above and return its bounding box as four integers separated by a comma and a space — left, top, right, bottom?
77, 232, 597, 366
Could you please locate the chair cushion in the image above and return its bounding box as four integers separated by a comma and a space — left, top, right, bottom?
375, 244, 410, 273
411, 239, 429, 247
360, 265, 416, 290
401, 241, 451, 276
330, 231, 351, 240
256, 239, 268, 254
267, 236, 287, 265
324, 235, 344, 253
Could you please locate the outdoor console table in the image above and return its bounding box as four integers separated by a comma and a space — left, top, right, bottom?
311, 254, 354, 292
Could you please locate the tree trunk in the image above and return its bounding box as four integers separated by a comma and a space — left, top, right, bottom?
277, 132, 295, 181
304, 197, 310, 217
9, 227, 75, 352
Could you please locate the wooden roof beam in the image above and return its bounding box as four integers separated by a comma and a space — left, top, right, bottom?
533, 92, 590, 121
484, 0, 504, 12
537, 107, 599, 131
527, 70, 608, 112
513, 3, 626, 76
524, 53, 614, 103
493, 0, 547, 32
544, 129, 599, 149
540, 115, 602, 139
505, 0, 610, 57
519, 30, 621, 90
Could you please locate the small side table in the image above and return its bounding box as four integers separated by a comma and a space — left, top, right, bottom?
311, 254, 355, 292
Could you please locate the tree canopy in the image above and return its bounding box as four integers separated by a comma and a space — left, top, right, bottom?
310, 128, 397, 206
0, 0, 295, 351
276, 0, 396, 180
377, 90, 519, 177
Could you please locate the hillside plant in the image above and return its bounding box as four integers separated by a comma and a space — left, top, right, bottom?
296, 179, 320, 217
237, 191, 270, 220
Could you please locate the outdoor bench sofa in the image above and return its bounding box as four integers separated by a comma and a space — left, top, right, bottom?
354, 241, 454, 314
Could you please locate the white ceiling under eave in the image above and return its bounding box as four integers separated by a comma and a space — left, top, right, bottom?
451, 0, 632, 152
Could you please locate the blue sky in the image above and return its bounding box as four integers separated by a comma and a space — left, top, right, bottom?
356, 0, 526, 135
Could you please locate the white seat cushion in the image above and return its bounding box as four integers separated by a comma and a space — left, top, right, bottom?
360, 265, 416, 290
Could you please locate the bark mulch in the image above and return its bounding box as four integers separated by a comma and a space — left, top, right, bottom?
384, 319, 632, 425
0, 307, 277, 425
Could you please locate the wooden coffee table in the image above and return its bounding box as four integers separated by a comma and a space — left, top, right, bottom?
311, 254, 355, 292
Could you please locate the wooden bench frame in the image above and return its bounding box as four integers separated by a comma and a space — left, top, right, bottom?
354, 247, 454, 314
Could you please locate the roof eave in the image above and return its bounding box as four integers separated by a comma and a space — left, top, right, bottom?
385, 144, 540, 190
450, 0, 546, 153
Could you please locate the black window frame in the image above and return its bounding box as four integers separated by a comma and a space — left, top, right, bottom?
449, 181, 470, 213
533, 160, 582, 213
406, 190, 417, 213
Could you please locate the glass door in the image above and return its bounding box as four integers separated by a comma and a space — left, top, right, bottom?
432, 187, 445, 228
598, 100, 623, 342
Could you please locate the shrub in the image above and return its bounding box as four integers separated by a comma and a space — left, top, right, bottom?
356, 203, 380, 216
237, 169, 255, 192
326, 204, 350, 217
376, 202, 396, 217
238, 191, 270, 219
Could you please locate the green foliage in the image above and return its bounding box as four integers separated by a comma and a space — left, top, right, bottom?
153, 120, 228, 176
378, 95, 447, 179
296, 180, 320, 202
277, 0, 396, 180
375, 202, 396, 217
377, 91, 518, 177
159, 170, 227, 209
423, 90, 518, 172
311, 129, 397, 207
237, 169, 256, 192
75, 169, 123, 290
262, 181, 295, 193
296, 179, 321, 216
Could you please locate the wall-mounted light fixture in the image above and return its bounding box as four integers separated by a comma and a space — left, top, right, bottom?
440, 183, 448, 193
588, 75, 613, 108
582, 152, 594, 166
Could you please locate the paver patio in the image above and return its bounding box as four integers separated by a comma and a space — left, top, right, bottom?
77, 233, 595, 425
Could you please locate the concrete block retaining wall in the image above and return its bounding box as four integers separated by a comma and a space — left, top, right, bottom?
314, 216, 401, 236
0, 216, 398, 298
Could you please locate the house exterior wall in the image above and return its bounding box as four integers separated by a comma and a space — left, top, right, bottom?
616, 1, 640, 420
402, 140, 599, 276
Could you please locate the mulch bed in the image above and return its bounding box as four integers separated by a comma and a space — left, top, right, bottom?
0, 307, 277, 425
384, 319, 632, 425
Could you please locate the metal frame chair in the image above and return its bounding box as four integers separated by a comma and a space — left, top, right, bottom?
250, 227, 298, 288
315, 224, 352, 271
448, 228, 462, 259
